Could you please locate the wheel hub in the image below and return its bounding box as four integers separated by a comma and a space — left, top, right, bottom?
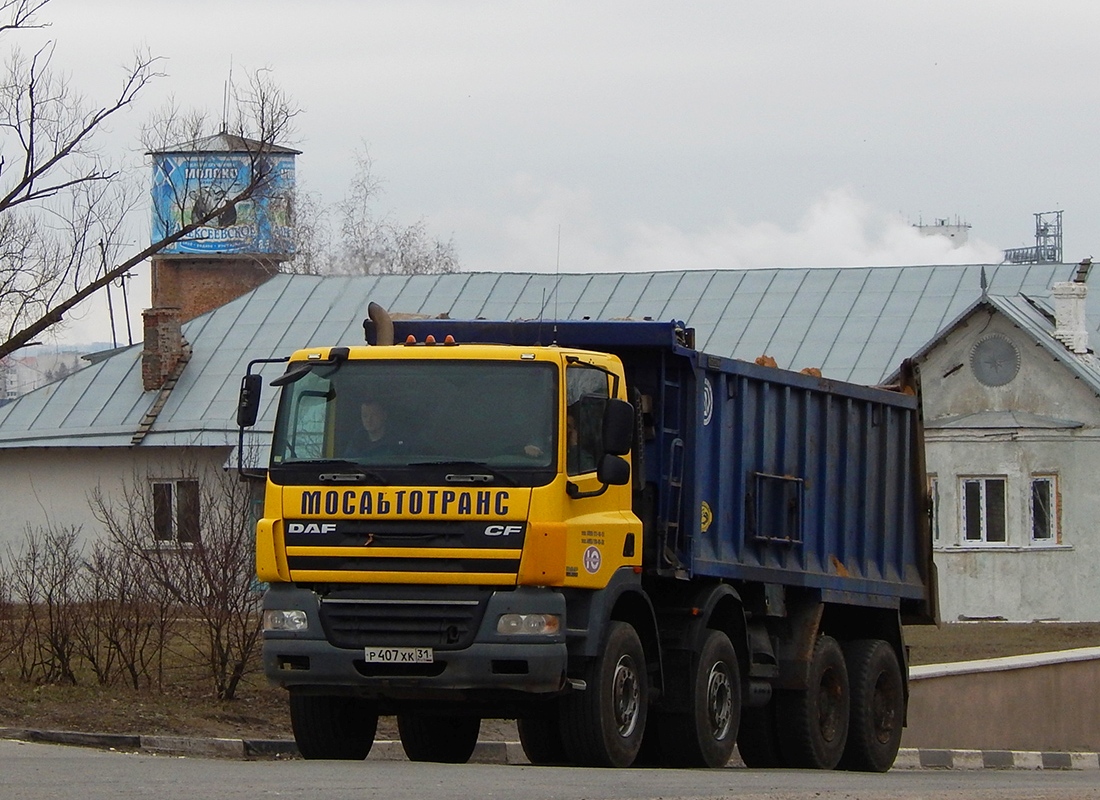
612, 654, 641, 737
706, 663, 734, 739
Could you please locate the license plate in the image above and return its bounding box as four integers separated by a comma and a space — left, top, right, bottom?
364, 646, 434, 664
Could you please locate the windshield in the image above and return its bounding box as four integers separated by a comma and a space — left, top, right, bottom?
269, 358, 558, 483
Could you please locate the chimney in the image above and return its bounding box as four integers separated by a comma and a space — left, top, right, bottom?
142, 307, 185, 391
1052, 275, 1090, 355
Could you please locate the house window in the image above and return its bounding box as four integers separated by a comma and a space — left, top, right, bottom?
961, 476, 1006, 544
928, 475, 940, 542
152, 479, 200, 544
1030, 475, 1058, 543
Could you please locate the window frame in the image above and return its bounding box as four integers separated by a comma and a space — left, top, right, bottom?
151, 477, 201, 546
928, 474, 940, 543
1029, 474, 1059, 545
959, 475, 1008, 545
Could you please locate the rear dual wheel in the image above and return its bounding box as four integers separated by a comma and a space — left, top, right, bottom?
777, 634, 850, 770
839, 639, 905, 772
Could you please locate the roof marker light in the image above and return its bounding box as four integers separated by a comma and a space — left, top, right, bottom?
444, 335, 456, 345
425, 335, 437, 345
405, 335, 416, 345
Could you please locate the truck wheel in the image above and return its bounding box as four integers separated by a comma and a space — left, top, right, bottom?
559, 620, 649, 767
777, 634, 850, 769
839, 639, 904, 772
397, 713, 481, 763
517, 710, 568, 765
736, 702, 785, 768
289, 693, 377, 760
658, 630, 741, 767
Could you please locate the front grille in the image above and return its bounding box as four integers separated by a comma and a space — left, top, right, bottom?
285, 519, 526, 581
319, 588, 491, 650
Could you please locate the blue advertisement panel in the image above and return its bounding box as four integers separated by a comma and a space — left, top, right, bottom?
151, 152, 295, 255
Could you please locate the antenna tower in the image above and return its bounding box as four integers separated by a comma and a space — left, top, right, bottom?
1003, 210, 1063, 264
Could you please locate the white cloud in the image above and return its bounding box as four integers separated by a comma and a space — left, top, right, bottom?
454, 182, 1005, 274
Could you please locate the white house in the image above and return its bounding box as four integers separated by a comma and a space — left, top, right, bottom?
905, 278, 1100, 620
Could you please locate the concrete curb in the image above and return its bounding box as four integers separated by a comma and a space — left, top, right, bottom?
2, 728, 1098, 769
892, 748, 1100, 770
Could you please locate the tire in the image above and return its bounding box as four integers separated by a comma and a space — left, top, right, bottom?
777, 634, 850, 770
559, 620, 649, 767
518, 709, 568, 765
658, 630, 741, 768
839, 639, 905, 772
736, 702, 785, 768
289, 692, 377, 760
633, 721, 667, 767
397, 713, 481, 763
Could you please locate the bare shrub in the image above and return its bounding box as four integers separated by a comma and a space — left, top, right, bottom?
90, 461, 263, 699
3, 524, 84, 684
76, 539, 178, 689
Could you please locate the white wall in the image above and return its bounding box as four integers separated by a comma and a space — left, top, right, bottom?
0, 446, 233, 553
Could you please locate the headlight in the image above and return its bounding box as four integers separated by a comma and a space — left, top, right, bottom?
264, 609, 309, 632
496, 613, 561, 635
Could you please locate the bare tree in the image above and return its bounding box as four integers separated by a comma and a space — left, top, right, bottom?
288, 148, 459, 276
0, 0, 300, 359
90, 461, 263, 700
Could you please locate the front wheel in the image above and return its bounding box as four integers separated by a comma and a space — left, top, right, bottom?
777, 634, 850, 770
289, 693, 378, 760
559, 620, 649, 767
518, 707, 568, 765
658, 630, 742, 767
839, 639, 904, 772
398, 713, 481, 763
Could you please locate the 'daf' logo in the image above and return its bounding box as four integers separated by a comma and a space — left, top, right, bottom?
287, 523, 337, 534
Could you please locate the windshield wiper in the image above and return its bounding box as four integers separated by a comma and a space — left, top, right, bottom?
278, 459, 388, 485
408, 460, 518, 486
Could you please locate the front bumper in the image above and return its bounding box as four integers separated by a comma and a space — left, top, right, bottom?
262, 584, 568, 696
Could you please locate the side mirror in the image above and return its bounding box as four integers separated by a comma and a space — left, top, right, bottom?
237, 374, 263, 427
602, 399, 634, 456
597, 454, 630, 486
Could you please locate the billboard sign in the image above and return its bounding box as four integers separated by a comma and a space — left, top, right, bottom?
151, 152, 295, 256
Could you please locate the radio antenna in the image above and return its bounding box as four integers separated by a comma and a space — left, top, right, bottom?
221, 57, 233, 133
552, 224, 561, 344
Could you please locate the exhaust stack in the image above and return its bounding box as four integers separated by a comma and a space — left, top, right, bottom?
368, 302, 394, 346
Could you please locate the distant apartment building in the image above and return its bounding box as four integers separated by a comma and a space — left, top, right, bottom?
0, 349, 85, 401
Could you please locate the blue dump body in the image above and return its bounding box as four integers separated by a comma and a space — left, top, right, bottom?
371, 316, 934, 620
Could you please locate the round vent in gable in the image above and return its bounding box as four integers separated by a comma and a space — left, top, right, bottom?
970, 334, 1020, 386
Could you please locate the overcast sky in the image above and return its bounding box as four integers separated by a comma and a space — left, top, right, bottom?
23, 0, 1100, 344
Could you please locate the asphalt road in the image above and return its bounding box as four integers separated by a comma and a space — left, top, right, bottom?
3, 740, 1100, 800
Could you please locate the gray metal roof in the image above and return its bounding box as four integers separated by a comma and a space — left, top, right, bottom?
0, 263, 1088, 449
